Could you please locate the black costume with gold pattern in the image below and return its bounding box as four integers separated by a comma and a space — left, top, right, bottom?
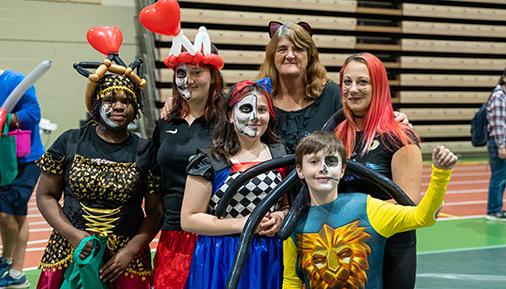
37, 125, 159, 279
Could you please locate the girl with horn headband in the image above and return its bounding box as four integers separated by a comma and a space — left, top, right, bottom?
140, 6, 226, 287
35, 26, 163, 289
150, 35, 225, 289
180, 81, 289, 289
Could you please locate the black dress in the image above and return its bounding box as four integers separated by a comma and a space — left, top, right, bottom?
344, 130, 420, 289
36, 125, 159, 284
275, 81, 341, 153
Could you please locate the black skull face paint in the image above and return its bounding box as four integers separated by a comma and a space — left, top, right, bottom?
100, 103, 119, 129
322, 155, 342, 182
320, 155, 341, 181
325, 156, 340, 167
233, 93, 259, 138
175, 64, 190, 100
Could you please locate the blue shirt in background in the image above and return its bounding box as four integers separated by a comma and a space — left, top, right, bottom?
0, 70, 44, 163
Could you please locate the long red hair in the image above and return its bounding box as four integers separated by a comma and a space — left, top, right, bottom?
335, 53, 418, 157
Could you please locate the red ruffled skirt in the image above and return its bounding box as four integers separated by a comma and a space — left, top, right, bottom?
153, 230, 197, 289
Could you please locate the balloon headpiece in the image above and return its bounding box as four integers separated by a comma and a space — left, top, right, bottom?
73, 26, 146, 114
139, 0, 224, 70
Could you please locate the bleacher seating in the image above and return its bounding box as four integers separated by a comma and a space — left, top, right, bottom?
137, 0, 506, 155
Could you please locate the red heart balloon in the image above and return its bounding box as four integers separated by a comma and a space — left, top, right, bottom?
87, 26, 123, 55
139, 0, 181, 36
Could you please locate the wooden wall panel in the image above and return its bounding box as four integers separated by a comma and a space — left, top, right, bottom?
181, 0, 357, 12
403, 21, 506, 38
403, 3, 506, 20
402, 39, 506, 54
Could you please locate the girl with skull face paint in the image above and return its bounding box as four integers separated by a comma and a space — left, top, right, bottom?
180, 81, 289, 289
151, 42, 225, 289
36, 47, 163, 289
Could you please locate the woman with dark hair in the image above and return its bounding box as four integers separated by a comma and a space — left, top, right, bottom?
181, 81, 288, 289
335, 52, 422, 289
151, 36, 226, 289
36, 53, 163, 289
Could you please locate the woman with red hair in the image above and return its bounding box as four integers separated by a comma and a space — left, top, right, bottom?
335, 53, 422, 289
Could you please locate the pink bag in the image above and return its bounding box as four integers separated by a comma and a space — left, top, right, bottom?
8, 129, 31, 158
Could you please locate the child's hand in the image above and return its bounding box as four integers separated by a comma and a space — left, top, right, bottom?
258, 212, 284, 237
432, 145, 458, 170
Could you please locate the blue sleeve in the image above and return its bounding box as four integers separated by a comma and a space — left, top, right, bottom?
13, 84, 41, 129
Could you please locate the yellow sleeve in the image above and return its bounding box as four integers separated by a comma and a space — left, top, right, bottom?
283, 237, 303, 289
368, 165, 452, 238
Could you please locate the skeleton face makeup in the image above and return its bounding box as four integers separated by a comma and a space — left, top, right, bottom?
233, 93, 260, 138
100, 103, 119, 129
175, 64, 191, 100
98, 90, 134, 130
297, 150, 345, 197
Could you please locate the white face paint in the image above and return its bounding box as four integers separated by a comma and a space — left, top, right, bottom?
100, 103, 119, 128
175, 64, 190, 100
233, 93, 259, 138
298, 150, 344, 195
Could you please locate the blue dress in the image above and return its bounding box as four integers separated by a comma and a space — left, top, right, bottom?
185, 149, 285, 289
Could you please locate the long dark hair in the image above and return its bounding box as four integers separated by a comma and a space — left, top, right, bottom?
211, 81, 279, 160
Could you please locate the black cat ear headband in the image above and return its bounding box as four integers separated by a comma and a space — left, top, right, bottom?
268, 21, 313, 38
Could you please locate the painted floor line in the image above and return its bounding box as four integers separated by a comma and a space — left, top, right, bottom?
416, 273, 506, 281
423, 165, 488, 171
437, 171, 490, 177
0, 239, 49, 249
444, 188, 486, 195
443, 199, 506, 206
28, 221, 48, 226
29, 228, 52, 232
421, 188, 487, 195
447, 180, 488, 185
26, 247, 46, 252
418, 244, 506, 255
437, 215, 486, 221
438, 212, 458, 218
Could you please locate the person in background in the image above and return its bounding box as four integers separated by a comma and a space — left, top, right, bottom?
485, 67, 506, 220
335, 53, 422, 289
0, 68, 44, 289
